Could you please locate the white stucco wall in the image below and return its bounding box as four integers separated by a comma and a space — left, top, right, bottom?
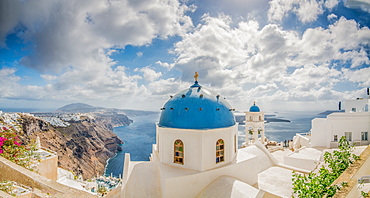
310, 118, 328, 148
328, 113, 369, 143
292, 134, 310, 149
156, 124, 238, 171
311, 112, 370, 148
160, 156, 260, 198
283, 150, 320, 172
344, 98, 369, 113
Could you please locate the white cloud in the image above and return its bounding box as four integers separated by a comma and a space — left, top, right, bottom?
268, 0, 294, 23
327, 13, 338, 21
147, 78, 182, 95
295, 0, 324, 23
0, 0, 195, 109
134, 66, 162, 82
41, 74, 58, 81
170, 14, 370, 110
268, 0, 324, 23
294, 17, 370, 67
0, 68, 48, 100
342, 67, 370, 87
0, 0, 194, 73
325, 0, 339, 9
156, 61, 173, 69
136, 52, 143, 57
0, 68, 21, 97
248, 83, 279, 94
282, 64, 341, 91
345, 0, 370, 13
1, 1, 369, 112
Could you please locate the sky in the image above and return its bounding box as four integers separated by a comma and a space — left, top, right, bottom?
0, 0, 370, 112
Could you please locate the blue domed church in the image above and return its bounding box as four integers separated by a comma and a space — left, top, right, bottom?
156, 74, 238, 171
121, 73, 279, 198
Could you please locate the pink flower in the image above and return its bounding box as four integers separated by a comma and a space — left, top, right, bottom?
13, 141, 21, 146
0, 150, 3, 154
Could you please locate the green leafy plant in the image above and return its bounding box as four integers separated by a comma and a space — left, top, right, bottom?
292, 136, 359, 197
361, 191, 370, 198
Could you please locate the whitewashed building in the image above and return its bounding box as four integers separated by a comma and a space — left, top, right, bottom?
310, 95, 370, 148
120, 75, 305, 198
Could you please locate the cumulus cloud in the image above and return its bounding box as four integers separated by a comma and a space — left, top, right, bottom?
342, 67, 370, 87
156, 61, 173, 69
268, 0, 294, 23
0, 0, 194, 72
327, 13, 338, 21
247, 83, 279, 94
325, 0, 339, 9
147, 78, 182, 95
345, 0, 370, 12
41, 74, 58, 82
0, 68, 21, 97
1, 0, 369, 111
282, 64, 341, 91
0, 0, 195, 109
295, 0, 324, 23
0, 68, 48, 100
170, 13, 370, 110
268, 0, 324, 23
134, 66, 162, 82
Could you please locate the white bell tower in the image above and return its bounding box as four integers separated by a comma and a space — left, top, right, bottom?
244, 102, 265, 145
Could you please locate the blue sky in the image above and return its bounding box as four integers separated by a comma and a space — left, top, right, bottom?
0, 0, 370, 112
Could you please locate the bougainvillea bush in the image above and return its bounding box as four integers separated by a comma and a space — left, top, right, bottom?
0, 126, 39, 171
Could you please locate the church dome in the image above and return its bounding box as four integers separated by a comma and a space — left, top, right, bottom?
249, 102, 260, 112
158, 81, 236, 130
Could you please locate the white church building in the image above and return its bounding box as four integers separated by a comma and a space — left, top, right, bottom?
121, 74, 310, 198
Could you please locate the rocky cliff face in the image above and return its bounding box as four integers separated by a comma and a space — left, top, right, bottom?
19, 114, 126, 179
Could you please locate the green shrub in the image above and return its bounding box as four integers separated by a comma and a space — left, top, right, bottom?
292, 136, 359, 197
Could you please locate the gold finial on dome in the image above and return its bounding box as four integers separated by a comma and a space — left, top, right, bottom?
253, 101, 256, 105
194, 72, 199, 82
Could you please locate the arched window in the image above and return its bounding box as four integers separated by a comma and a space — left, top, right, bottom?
174, 140, 184, 164
216, 139, 224, 163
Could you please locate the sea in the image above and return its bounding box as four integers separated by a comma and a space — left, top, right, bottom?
104, 111, 327, 178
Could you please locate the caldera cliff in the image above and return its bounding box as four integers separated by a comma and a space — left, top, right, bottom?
16, 112, 130, 179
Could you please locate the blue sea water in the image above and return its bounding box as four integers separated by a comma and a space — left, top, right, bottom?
104, 114, 159, 177
105, 111, 326, 177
